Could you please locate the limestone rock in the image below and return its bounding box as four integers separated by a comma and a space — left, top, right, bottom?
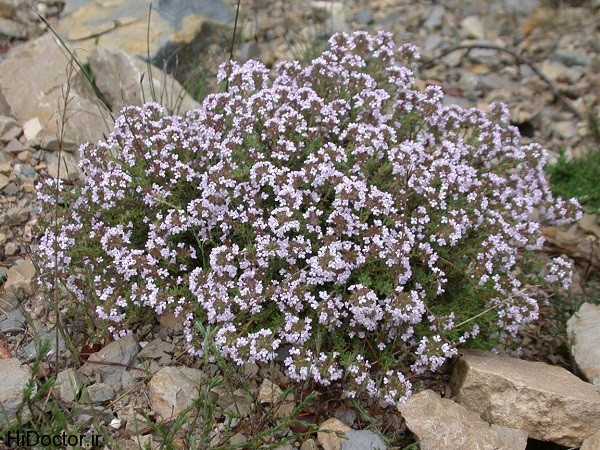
0, 115, 18, 136
149, 366, 205, 420
0, 358, 35, 426
398, 390, 521, 450
461, 16, 485, 39
567, 302, 600, 387
300, 438, 319, 450
45, 152, 81, 182
317, 418, 350, 450
85, 382, 115, 404
581, 429, 600, 450
258, 378, 284, 404
4, 258, 36, 296
54, 368, 84, 405
82, 334, 139, 385
88, 46, 200, 115
57, 0, 233, 65
22, 117, 42, 146
451, 350, 600, 447
342, 429, 387, 450
0, 33, 113, 152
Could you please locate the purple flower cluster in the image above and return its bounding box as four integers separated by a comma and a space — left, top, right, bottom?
37, 31, 581, 406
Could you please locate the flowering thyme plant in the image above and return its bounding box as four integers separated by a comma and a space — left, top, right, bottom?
37, 31, 580, 406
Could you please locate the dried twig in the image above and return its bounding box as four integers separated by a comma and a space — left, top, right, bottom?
420, 43, 583, 119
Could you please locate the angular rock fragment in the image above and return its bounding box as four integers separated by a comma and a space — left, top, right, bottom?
149, 366, 205, 420
398, 389, 522, 450
0, 358, 35, 426
451, 350, 600, 447
567, 302, 600, 387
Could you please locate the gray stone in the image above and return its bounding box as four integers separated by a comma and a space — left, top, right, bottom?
229, 433, 247, 446
0, 292, 18, 311
503, 0, 540, 15
273, 445, 294, 450
82, 334, 140, 384
551, 50, 593, 67
342, 430, 386, 450
451, 350, 600, 447
0, 33, 113, 152
149, 366, 205, 420
85, 382, 115, 404
334, 408, 357, 427
45, 152, 80, 182
74, 405, 115, 425
442, 95, 475, 109
134, 338, 175, 361
0, 17, 27, 39
398, 390, 517, 450
0, 307, 25, 332
467, 47, 498, 64
0, 358, 35, 426
0, 115, 18, 137
0, 173, 8, 190
477, 74, 520, 91
54, 368, 84, 404
423, 5, 445, 30
355, 9, 373, 26
568, 302, 600, 387
22, 330, 67, 361
89, 46, 200, 115
1, 127, 22, 144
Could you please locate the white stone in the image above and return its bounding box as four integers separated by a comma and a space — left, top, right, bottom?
22, 117, 43, 145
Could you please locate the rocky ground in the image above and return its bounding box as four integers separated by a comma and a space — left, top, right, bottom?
0, 0, 600, 449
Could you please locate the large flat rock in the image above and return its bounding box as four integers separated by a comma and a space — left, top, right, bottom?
567, 302, 600, 387
0, 33, 113, 151
57, 0, 233, 66
89, 46, 200, 115
451, 350, 600, 447
398, 390, 526, 450
0, 358, 35, 426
